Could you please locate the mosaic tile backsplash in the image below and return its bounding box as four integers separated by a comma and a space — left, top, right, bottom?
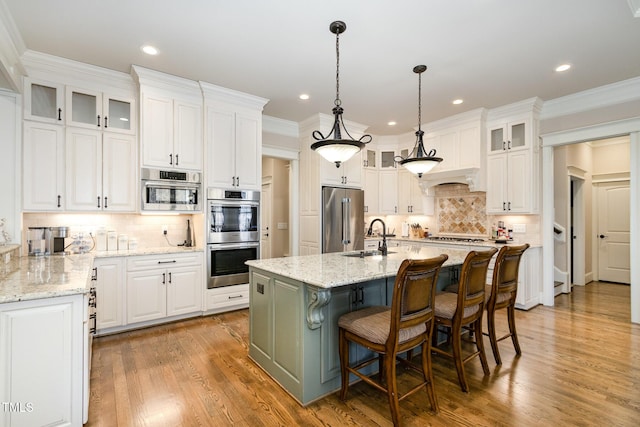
434, 184, 487, 235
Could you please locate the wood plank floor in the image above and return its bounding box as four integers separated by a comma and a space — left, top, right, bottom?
87, 282, 640, 426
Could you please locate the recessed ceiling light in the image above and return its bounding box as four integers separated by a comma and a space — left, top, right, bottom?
555, 64, 571, 72
299, 94, 310, 100
141, 45, 159, 55
452, 99, 464, 105
387, 121, 397, 126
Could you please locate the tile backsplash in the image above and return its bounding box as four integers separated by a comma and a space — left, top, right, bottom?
434, 184, 487, 235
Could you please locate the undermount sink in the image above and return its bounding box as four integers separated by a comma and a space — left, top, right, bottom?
343, 250, 396, 258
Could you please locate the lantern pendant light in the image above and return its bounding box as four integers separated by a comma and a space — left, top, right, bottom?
311, 21, 372, 168
397, 65, 442, 177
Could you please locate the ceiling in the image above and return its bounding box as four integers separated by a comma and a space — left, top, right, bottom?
3, 0, 640, 135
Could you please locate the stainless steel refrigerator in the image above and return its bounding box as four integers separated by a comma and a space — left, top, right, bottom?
322, 186, 365, 253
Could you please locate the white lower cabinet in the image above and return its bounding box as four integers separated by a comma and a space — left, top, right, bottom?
205, 283, 250, 314
126, 253, 203, 325
0, 294, 85, 427
94, 257, 124, 332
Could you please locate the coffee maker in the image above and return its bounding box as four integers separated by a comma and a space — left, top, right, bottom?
51, 226, 69, 254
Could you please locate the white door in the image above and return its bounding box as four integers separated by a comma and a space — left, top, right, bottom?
261, 182, 272, 259
65, 127, 102, 211
597, 182, 630, 284
173, 100, 202, 171
102, 133, 137, 212
166, 266, 202, 316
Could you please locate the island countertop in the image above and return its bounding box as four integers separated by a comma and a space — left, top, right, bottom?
246, 246, 473, 289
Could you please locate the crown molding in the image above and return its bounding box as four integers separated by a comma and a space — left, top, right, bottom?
0, 1, 26, 91
200, 81, 268, 110
540, 76, 640, 120
24, 50, 135, 92
423, 107, 487, 131
487, 97, 543, 122
263, 115, 298, 137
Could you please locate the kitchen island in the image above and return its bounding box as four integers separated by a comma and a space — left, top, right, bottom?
246, 246, 470, 405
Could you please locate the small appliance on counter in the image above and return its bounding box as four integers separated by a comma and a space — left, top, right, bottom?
27, 226, 52, 256
51, 226, 69, 254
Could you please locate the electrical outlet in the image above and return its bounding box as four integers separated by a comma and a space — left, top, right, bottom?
162, 225, 168, 235
513, 223, 526, 233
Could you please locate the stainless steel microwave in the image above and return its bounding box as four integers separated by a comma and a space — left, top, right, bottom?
141, 167, 201, 212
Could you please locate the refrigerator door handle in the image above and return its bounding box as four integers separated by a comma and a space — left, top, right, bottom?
342, 197, 351, 245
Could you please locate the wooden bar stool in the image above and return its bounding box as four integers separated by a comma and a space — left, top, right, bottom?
432, 248, 497, 392
484, 244, 530, 365
338, 255, 448, 426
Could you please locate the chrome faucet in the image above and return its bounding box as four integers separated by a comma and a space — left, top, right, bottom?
367, 218, 388, 256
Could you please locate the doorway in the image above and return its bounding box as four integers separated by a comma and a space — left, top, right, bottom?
261, 156, 292, 259
570, 175, 586, 287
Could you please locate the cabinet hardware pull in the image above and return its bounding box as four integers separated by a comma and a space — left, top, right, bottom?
104, 197, 108, 209
168, 272, 172, 283
357, 286, 364, 304
508, 201, 511, 211
169, 154, 173, 165
228, 294, 243, 299
175, 154, 179, 166
503, 140, 506, 150
97, 115, 101, 127
57, 195, 61, 208
162, 273, 166, 284
91, 267, 98, 281
508, 140, 511, 149
157, 260, 177, 264
236, 176, 239, 186
104, 116, 108, 128
503, 202, 506, 211
58, 108, 62, 121
97, 196, 101, 208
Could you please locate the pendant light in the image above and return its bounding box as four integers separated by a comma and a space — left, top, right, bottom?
397, 65, 442, 177
311, 21, 372, 168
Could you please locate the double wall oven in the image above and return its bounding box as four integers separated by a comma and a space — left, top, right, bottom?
207, 188, 260, 289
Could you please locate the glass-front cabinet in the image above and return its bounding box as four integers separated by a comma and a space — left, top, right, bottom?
363, 148, 376, 168
488, 120, 528, 154
66, 86, 135, 134
24, 78, 65, 124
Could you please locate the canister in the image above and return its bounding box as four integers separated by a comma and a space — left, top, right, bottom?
118, 234, 128, 251
95, 228, 107, 251
107, 230, 117, 251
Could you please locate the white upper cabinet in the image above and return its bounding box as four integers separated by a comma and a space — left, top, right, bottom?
65, 86, 135, 134
363, 168, 379, 214
320, 150, 362, 187
485, 98, 542, 214
378, 169, 398, 214
24, 78, 65, 124
23, 122, 65, 211
133, 65, 203, 172
140, 88, 202, 171
397, 169, 430, 215
65, 128, 136, 212
201, 81, 268, 191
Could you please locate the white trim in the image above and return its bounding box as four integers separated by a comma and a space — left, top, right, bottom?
541, 77, 640, 120
263, 144, 299, 161
486, 97, 543, 122
263, 115, 299, 138
541, 117, 640, 146
199, 80, 268, 110
541, 119, 640, 324
592, 172, 630, 183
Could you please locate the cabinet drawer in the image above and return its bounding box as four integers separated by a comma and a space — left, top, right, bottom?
127, 252, 202, 271
206, 284, 249, 311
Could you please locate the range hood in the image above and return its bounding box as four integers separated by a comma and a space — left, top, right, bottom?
417, 167, 484, 192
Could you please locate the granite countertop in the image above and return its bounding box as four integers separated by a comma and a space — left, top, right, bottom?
0, 246, 204, 304
92, 246, 204, 258
368, 236, 540, 248
0, 253, 95, 304
246, 246, 471, 289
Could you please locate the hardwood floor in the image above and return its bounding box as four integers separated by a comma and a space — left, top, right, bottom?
87, 282, 640, 426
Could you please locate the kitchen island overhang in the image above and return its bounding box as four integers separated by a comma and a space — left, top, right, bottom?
246, 247, 469, 405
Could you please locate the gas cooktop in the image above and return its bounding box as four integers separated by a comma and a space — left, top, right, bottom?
425, 236, 487, 243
